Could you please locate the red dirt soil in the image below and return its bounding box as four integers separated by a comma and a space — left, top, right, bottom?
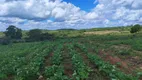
62, 44, 74, 78
38, 53, 53, 80
98, 50, 134, 74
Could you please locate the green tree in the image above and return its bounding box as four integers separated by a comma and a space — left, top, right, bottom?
16, 28, 22, 39
4, 25, 22, 39
130, 24, 141, 33
27, 29, 42, 41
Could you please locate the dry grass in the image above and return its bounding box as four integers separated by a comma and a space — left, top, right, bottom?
111, 44, 131, 50
84, 30, 129, 35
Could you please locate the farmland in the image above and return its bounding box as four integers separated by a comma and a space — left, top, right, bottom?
0, 27, 142, 80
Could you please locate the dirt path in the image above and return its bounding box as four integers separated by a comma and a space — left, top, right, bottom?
62, 44, 73, 78
37, 51, 54, 80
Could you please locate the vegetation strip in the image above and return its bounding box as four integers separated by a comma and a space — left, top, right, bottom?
38, 44, 55, 80
44, 43, 69, 80
0, 43, 48, 80
74, 43, 110, 80
15, 43, 54, 80
68, 44, 91, 80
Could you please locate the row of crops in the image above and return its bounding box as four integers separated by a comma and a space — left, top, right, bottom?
0, 39, 141, 80
0, 42, 55, 80
74, 43, 139, 80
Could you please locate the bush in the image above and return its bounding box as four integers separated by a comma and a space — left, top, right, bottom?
0, 37, 11, 45
12, 39, 25, 43
27, 29, 55, 42
40, 33, 55, 41
130, 24, 141, 33
27, 29, 42, 41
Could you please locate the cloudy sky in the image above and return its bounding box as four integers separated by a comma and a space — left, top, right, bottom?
0, 0, 142, 31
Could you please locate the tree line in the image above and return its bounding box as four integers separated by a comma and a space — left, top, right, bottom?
0, 25, 54, 45
0, 24, 141, 45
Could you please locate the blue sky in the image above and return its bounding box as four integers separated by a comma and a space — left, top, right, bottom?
63, 0, 98, 12
0, 0, 142, 31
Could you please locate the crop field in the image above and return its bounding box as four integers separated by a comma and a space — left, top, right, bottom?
0, 29, 142, 80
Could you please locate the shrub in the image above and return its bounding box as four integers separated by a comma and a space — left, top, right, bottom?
27, 29, 55, 42
27, 29, 42, 41
12, 39, 25, 43
40, 33, 55, 41
130, 24, 141, 33
0, 37, 11, 45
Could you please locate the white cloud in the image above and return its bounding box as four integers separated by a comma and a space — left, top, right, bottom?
113, 7, 128, 20
85, 12, 98, 20
0, 0, 85, 21
0, 0, 142, 31
92, 0, 142, 26
132, 1, 142, 9
52, 7, 66, 20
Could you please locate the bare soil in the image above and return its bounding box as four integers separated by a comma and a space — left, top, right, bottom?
38, 52, 53, 80
62, 44, 73, 78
